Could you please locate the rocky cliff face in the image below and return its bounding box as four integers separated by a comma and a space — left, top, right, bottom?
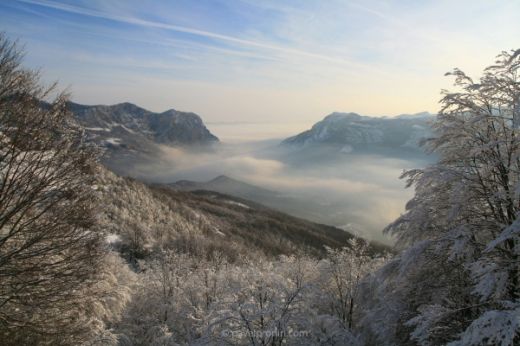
70, 101, 218, 147
69, 101, 219, 173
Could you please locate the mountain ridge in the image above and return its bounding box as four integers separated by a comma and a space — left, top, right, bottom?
68, 101, 219, 174
168, 174, 278, 201
70, 101, 219, 146
282, 111, 434, 152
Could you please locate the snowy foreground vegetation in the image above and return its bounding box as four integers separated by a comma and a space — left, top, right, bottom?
87, 167, 387, 345
1, 32, 519, 345
97, 236, 383, 345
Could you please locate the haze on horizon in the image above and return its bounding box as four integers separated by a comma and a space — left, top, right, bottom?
1, 0, 519, 126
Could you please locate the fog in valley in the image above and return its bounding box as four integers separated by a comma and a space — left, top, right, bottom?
124, 124, 433, 244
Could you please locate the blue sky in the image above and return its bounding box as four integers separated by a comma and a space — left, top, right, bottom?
1, 0, 519, 123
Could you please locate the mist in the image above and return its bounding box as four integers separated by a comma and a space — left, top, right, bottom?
120, 125, 432, 245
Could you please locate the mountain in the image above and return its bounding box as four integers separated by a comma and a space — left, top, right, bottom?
167, 175, 336, 225
69, 102, 218, 173
70, 102, 218, 146
169, 174, 277, 200
97, 169, 386, 261
281, 111, 433, 154
395, 111, 433, 119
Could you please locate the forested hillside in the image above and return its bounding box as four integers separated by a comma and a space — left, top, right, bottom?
96, 168, 384, 262
85, 168, 388, 345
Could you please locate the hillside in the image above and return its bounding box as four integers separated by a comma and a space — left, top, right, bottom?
167, 175, 363, 234
169, 174, 280, 205
96, 168, 385, 262
173, 174, 275, 196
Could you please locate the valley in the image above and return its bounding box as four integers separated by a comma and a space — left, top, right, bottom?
68, 102, 433, 243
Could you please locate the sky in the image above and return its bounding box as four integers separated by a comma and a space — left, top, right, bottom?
1, 0, 519, 124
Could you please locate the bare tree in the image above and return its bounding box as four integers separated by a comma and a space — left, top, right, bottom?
0, 33, 102, 344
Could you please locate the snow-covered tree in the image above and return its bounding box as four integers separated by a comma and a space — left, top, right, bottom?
109, 241, 385, 345
317, 239, 377, 329
361, 49, 520, 345
206, 257, 310, 345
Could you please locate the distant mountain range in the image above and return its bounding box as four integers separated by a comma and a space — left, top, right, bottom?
167, 174, 388, 242
170, 174, 277, 200
281, 111, 433, 154
168, 175, 336, 225
68, 101, 218, 173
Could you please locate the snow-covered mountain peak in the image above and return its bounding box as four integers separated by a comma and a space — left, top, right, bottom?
282, 111, 433, 153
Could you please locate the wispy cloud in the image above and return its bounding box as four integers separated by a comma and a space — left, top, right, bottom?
2, 0, 519, 121
18, 0, 364, 68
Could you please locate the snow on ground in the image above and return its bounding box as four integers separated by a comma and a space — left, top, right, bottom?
224, 200, 250, 209
106, 233, 121, 244
105, 138, 121, 145
213, 227, 226, 237
121, 125, 136, 134
85, 127, 111, 131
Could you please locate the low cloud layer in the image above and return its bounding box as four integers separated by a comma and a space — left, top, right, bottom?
127, 141, 427, 244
